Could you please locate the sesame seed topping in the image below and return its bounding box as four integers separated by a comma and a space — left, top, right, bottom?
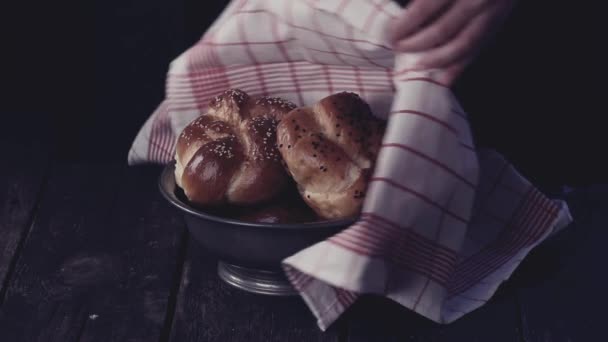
255, 96, 296, 109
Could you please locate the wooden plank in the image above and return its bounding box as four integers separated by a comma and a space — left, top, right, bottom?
0, 164, 186, 341
168, 240, 341, 342
345, 285, 522, 342
0, 141, 51, 304
77, 165, 187, 342
0, 164, 121, 341
515, 187, 608, 342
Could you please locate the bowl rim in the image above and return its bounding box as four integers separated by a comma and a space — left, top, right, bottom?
159, 162, 357, 230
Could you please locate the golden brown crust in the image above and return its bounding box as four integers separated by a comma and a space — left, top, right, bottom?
277, 92, 385, 219
181, 136, 244, 204
175, 89, 296, 206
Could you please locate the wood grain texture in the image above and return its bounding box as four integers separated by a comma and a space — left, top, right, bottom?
77, 165, 187, 342
0, 164, 121, 341
0, 164, 186, 342
168, 240, 341, 342
514, 187, 608, 342
0, 141, 50, 304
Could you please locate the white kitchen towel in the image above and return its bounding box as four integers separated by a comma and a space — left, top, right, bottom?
128, 0, 572, 330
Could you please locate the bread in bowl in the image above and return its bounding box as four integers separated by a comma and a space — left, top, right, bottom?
276, 92, 385, 219
175, 89, 296, 206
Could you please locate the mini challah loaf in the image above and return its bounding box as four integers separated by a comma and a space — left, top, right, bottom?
277, 92, 385, 219
175, 89, 296, 206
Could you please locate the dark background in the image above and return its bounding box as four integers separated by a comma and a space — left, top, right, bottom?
2, 0, 606, 191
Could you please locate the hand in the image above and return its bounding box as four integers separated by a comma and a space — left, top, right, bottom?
391, 0, 515, 84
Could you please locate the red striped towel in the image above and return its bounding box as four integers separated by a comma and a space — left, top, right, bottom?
128, 0, 572, 330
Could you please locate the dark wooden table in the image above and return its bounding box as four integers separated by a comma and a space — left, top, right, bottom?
1, 136, 607, 342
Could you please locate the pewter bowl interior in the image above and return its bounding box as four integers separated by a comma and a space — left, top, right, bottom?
158, 162, 354, 269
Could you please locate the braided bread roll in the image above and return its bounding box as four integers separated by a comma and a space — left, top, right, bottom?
175, 89, 296, 206
277, 92, 385, 219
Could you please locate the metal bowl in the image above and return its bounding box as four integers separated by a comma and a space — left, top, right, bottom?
158, 163, 354, 296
